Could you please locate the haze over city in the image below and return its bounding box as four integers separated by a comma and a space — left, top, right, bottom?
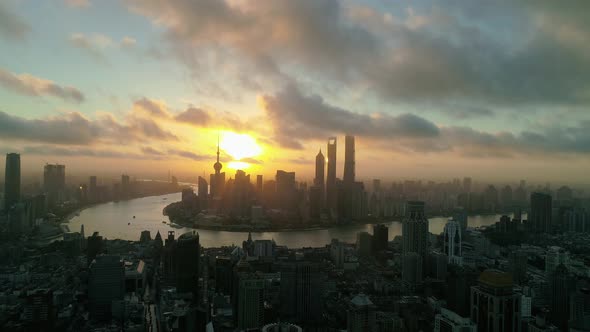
1, 0, 590, 183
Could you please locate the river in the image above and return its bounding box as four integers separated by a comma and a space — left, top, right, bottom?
67, 192, 512, 248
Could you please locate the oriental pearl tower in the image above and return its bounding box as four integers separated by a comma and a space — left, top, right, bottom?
210, 134, 225, 200
214, 134, 223, 175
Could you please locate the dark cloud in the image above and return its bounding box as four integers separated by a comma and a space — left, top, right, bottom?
0, 3, 30, 41
0, 110, 178, 145
134, 97, 169, 118
260, 85, 439, 148
167, 149, 208, 161
0, 67, 85, 103
175, 107, 210, 126
141, 146, 164, 156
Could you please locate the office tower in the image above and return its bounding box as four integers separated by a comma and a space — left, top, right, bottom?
330, 239, 345, 269
275, 170, 296, 212
237, 274, 265, 330
483, 185, 499, 212
470, 270, 521, 332
462, 177, 472, 193
198, 176, 208, 210
210, 137, 226, 200
232, 170, 252, 217
87, 232, 104, 266
343, 135, 355, 184
430, 252, 448, 280
402, 252, 423, 290
43, 164, 66, 207
121, 174, 130, 198
215, 256, 234, 295
326, 137, 337, 212
443, 219, 462, 266
530, 192, 552, 232
549, 264, 575, 331
253, 239, 274, 258
402, 201, 429, 256
446, 265, 479, 317
4, 153, 20, 210
356, 231, 373, 257
314, 149, 325, 207
139, 230, 152, 243
569, 286, 590, 331
434, 308, 476, 332
565, 208, 589, 233
309, 185, 322, 219
23, 288, 54, 331
347, 293, 376, 332
372, 224, 388, 252
256, 175, 263, 193
88, 255, 125, 321
175, 232, 200, 294
500, 185, 513, 208
279, 261, 323, 323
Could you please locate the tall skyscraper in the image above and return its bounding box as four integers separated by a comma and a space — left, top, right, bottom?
175, 232, 201, 295
43, 164, 66, 207
276, 170, 296, 212
530, 192, 552, 232
326, 137, 337, 212
470, 270, 521, 332
314, 149, 325, 208
279, 261, 323, 323
443, 219, 462, 266
343, 135, 355, 184
372, 224, 388, 252
402, 201, 429, 256
237, 273, 265, 330
198, 176, 208, 210
4, 153, 20, 210
88, 255, 125, 321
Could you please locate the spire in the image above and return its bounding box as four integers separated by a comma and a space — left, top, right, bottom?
216, 132, 220, 163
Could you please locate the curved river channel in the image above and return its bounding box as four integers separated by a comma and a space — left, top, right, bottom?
68, 192, 510, 248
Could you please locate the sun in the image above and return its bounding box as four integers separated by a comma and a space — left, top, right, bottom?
219, 131, 262, 161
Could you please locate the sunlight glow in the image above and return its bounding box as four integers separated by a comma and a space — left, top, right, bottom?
227, 161, 252, 170
220, 131, 262, 160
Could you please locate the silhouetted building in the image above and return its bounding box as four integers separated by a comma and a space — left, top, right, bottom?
23, 288, 54, 331
314, 149, 325, 209
232, 170, 252, 217
88, 255, 125, 321
215, 256, 234, 296
569, 286, 590, 331
402, 201, 429, 256
470, 269, 521, 332
549, 264, 575, 331
87, 232, 104, 266
326, 137, 337, 214
237, 273, 265, 330
280, 261, 323, 324
43, 164, 65, 208
347, 293, 376, 332
508, 250, 528, 285
210, 137, 226, 204
198, 176, 208, 211
372, 224, 388, 252
530, 192, 552, 232
356, 231, 373, 257
4, 153, 20, 210
175, 231, 201, 295
276, 170, 296, 212
343, 135, 355, 184
443, 219, 462, 266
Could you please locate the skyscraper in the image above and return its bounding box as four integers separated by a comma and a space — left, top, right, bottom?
276, 170, 296, 212
279, 261, 323, 323
4, 153, 20, 210
530, 192, 552, 232
314, 149, 325, 209
198, 176, 208, 210
347, 293, 376, 332
343, 135, 355, 184
470, 270, 521, 332
372, 224, 388, 252
43, 164, 66, 207
175, 231, 201, 295
402, 201, 429, 256
443, 219, 462, 266
237, 273, 265, 330
326, 137, 337, 212
88, 255, 125, 321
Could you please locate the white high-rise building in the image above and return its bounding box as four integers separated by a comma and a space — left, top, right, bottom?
443, 219, 463, 266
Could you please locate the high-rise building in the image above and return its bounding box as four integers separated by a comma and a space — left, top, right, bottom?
232, 170, 252, 217
530, 192, 552, 232
276, 170, 296, 212
463, 177, 472, 193
470, 269, 521, 332
434, 308, 476, 332
175, 232, 201, 294
372, 224, 388, 252
237, 273, 265, 330
23, 288, 54, 331
279, 261, 323, 323
549, 264, 575, 331
256, 175, 263, 193
4, 153, 20, 210
198, 176, 208, 210
356, 231, 373, 257
343, 135, 355, 184
314, 149, 325, 208
443, 219, 462, 266
347, 293, 376, 332
402, 201, 429, 256
565, 208, 589, 233
545, 246, 568, 276
569, 286, 590, 331
88, 255, 125, 321
121, 174, 130, 198
43, 164, 66, 207
326, 137, 337, 212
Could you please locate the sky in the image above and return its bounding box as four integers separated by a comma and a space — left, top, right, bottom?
1, 0, 590, 184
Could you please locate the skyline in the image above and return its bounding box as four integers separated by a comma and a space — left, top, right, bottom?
1, 1, 590, 182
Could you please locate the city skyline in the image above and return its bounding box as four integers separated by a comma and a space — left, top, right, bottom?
1, 1, 590, 182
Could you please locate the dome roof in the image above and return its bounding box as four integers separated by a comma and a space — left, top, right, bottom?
479, 269, 513, 288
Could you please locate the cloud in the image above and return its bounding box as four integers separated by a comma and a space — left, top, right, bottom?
69, 33, 113, 62
0, 67, 85, 103
120, 36, 137, 48
0, 110, 178, 145
259, 85, 439, 148
167, 149, 208, 161
0, 3, 30, 41
133, 97, 170, 118
175, 107, 210, 126
65, 0, 91, 8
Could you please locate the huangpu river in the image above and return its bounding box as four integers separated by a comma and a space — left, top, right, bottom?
67, 192, 510, 248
